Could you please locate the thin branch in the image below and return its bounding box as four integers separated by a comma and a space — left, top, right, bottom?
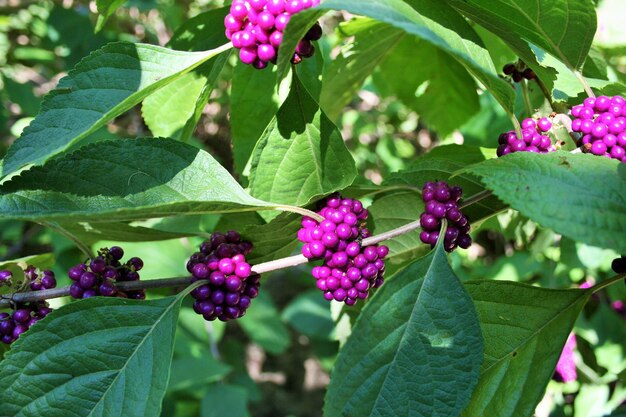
521, 79, 533, 117
41, 222, 94, 259
573, 70, 595, 98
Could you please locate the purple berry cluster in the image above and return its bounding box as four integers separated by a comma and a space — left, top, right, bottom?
419, 181, 472, 252
224, 0, 322, 69
571, 95, 626, 161
187, 231, 260, 321
0, 267, 55, 344
68, 246, 145, 300
502, 62, 536, 83
497, 117, 556, 157
298, 194, 389, 306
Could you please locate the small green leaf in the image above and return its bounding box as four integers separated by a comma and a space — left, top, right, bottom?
238, 291, 291, 355
241, 212, 301, 265
1, 42, 230, 179
377, 36, 480, 136
0, 295, 186, 417
0, 138, 274, 222
324, 243, 483, 416
446, 0, 596, 70
142, 72, 209, 139
320, 18, 405, 121
95, 0, 126, 31
249, 73, 356, 205
462, 281, 590, 417
168, 357, 231, 393
464, 152, 626, 253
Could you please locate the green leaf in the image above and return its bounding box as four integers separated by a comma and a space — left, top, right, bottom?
377, 36, 480, 135
0, 295, 186, 417
95, 0, 126, 31
0, 138, 274, 222
0, 41, 230, 180
55, 221, 194, 244
324, 243, 483, 416
201, 384, 249, 417
249, 73, 356, 205
282, 290, 335, 340
238, 291, 291, 355
142, 71, 210, 139
462, 281, 589, 417
279, 0, 514, 113
167, 7, 229, 52
445, 0, 596, 70
464, 152, 626, 253
319, 18, 405, 121
241, 212, 301, 265
230, 63, 279, 173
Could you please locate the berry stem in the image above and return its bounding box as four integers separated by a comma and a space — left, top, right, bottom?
573, 70, 595, 98
40, 222, 95, 260
589, 273, 626, 293
458, 189, 493, 209
510, 114, 523, 139
534, 77, 558, 112
274, 205, 325, 222
521, 79, 533, 117
0, 188, 498, 308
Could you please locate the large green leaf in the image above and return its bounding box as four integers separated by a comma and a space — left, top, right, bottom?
0, 42, 230, 180
0, 138, 274, 222
249, 73, 356, 206
201, 384, 248, 417
446, 0, 596, 70
320, 18, 405, 121
324, 243, 483, 416
279, 0, 515, 113
462, 281, 590, 417
0, 295, 186, 417
377, 36, 480, 136
464, 152, 626, 253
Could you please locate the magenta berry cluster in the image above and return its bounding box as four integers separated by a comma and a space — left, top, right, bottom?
419, 181, 472, 252
497, 117, 556, 157
224, 0, 322, 69
187, 231, 260, 321
571, 95, 626, 161
298, 194, 389, 306
0, 266, 55, 344
68, 246, 145, 300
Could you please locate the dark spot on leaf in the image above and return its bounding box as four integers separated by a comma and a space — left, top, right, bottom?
512, 351, 518, 357
559, 157, 571, 168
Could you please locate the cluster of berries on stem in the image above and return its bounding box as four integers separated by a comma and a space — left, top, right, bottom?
68, 246, 145, 300
419, 181, 472, 252
0, 267, 55, 344
187, 231, 260, 321
298, 194, 389, 306
225, 0, 322, 69
502, 62, 536, 83
571, 95, 626, 161
497, 117, 556, 157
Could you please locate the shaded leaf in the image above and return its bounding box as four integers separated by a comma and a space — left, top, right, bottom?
324, 242, 483, 416
0, 138, 274, 222
462, 281, 589, 417
238, 291, 291, 355
0, 295, 185, 417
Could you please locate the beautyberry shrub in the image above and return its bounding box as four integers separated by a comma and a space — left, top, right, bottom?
68, 246, 145, 300
225, 0, 323, 69
298, 194, 389, 306
187, 231, 260, 321
571, 95, 626, 161
419, 181, 472, 252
